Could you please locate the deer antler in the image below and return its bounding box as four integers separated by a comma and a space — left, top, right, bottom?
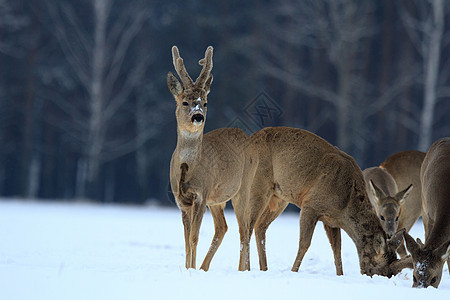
172, 46, 194, 88
195, 46, 213, 89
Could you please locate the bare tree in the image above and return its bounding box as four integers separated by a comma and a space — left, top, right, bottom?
399, 0, 449, 151
45, 0, 151, 199
134, 81, 172, 201
255, 0, 417, 162
0, 0, 28, 55
0, 0, 41, 198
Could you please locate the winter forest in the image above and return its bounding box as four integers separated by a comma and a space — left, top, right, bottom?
1, 0, 449, 204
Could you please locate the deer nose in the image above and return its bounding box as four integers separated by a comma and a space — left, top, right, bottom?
191, 102, 203, 113
386, 220, 396, 227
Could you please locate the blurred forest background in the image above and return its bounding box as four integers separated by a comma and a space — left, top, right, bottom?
0, 0, 449, 204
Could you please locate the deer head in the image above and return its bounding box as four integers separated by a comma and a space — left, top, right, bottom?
369, 180, 413, 237
167, 46, 213, 134
404, 232, 450, 288
362, 228, 412, 278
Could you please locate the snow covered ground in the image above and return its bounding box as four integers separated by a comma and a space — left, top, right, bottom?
0, 200, 449, 300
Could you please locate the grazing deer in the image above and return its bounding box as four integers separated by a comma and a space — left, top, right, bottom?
250, 127, 410, 277
168, 46, 257, 271
362, 167, 413, 238
403, 137, 450, 288
380, 150, 425, 257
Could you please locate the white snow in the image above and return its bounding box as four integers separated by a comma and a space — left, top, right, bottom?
0, 199, 449, 300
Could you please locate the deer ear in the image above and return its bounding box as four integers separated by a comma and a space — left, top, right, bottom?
416, 238, 424, 247
395, 184, 413, 205
167, 72, 184, 97
390, 255, 413, 275
369, 180, 385, 205
403, 232, 420, 259
435, 240, 450, 261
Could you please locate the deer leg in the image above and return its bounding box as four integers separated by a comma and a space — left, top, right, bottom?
232, 178, 263, 271
233, 197, 264, 271
200, 203, 227, 271
188, 201, 206, 269
292, 207, 318, 272
232, 194, 253, 272
255, 196, 288, 271
323, 223, 343, 275
181, 209, 193, 269
235, 216, 251, 271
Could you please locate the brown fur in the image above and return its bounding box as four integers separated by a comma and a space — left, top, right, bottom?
404, 138, 450, 288
168, 46, 257, 271
380, 150, 425, 257
249, 127, 409, 277
362, 167, 413, 238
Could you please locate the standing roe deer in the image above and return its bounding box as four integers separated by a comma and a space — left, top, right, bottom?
380, 150, 425, 257
249, 127, 410, 277
168, 46, 257, 271
362, 167, 413, 238
404, 137, 450, 288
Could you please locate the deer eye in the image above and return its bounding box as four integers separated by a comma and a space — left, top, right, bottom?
380, 215, 385, 221
203, 102, 207, 107
395, 216, 399, 222
182, 101, 189, 106
430, 277, 437, 285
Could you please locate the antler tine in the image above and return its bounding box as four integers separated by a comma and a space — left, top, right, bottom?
171, 46, 194, 88
195, 46, 213, 89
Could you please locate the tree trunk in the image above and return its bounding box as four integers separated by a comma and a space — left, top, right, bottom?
86, 0, 109, 198
104, 163, 114, 203
335, 58, 352, 153
26, 154, 41, 198
136, 90, 149, 200
75, 157, 88, 199
418, 0, 444, 151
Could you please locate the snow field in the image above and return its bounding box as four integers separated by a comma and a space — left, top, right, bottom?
0, 200, 449, 300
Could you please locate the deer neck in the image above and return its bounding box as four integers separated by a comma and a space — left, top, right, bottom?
425, 218, 450, 250
342, 199, 385, 268
175, 128, 204, 170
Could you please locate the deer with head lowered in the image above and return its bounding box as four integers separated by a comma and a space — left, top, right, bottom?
248, 127, 411, 277
380, 150, 426, 257
167, 46, 257, 271
403, 138, 450, 288
362, 167, 413, 238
